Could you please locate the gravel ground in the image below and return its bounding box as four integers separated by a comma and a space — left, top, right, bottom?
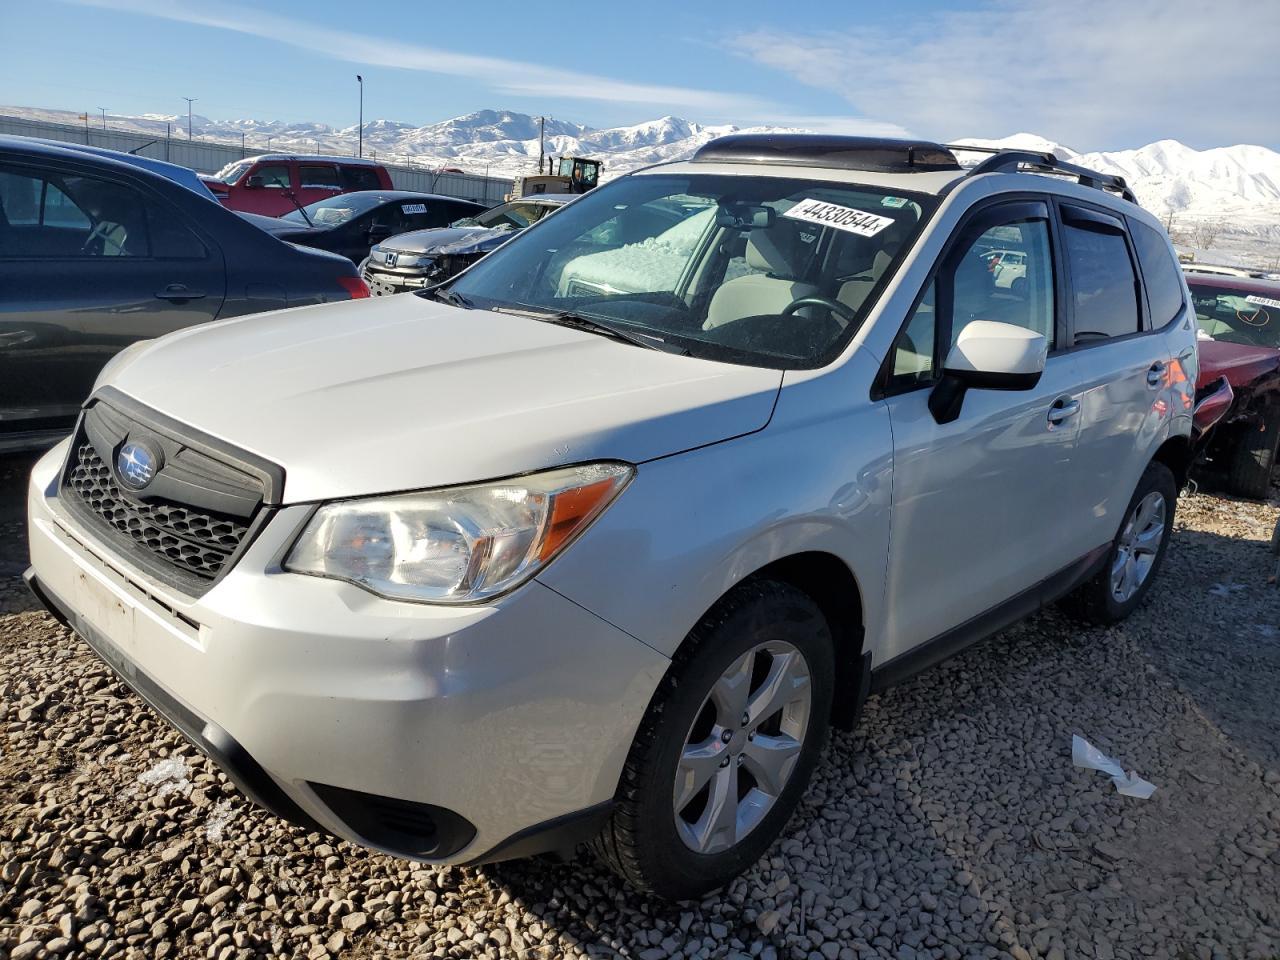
1, 452, 1278, 960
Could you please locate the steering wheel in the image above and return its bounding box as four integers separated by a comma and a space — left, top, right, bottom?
782, 296, 857, 324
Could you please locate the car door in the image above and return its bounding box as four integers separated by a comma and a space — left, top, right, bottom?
1056, 202, 1179, 549
877, 198, 1088, 661
0, 159, 225, 442
242, 162, 294, 217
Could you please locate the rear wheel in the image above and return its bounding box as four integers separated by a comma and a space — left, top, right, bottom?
1227, 408, 1280, 500
1060, 460, 1177, 625
591, 580, 834, 899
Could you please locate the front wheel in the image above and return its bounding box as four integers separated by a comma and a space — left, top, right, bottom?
1059, 460, 1177, 624
591, 580, 834, 900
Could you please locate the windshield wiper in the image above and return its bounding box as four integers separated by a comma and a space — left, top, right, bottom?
424, 286, 474, 309
283, 190, 313, 226
502, 308, 687, 354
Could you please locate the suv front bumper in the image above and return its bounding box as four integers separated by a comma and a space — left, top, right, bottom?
26, 441, 668, 863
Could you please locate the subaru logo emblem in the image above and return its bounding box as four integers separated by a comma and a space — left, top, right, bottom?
116, 440, 162, 491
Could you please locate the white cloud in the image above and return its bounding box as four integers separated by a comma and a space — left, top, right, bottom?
64, 0, 775, 116
728, 0, 1280, 149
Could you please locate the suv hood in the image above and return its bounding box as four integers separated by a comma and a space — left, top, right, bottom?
105, 297, 783, 503
381, 225, 517, 257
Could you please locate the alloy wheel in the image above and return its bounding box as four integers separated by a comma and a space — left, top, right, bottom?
1110, 491, 1166, 603
672, 640, 812, 855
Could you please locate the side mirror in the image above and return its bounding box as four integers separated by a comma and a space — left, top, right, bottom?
928, 320, 1048, 424
245, 175, 265, 189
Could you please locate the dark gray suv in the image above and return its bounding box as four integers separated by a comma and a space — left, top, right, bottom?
0, 136, 369, 453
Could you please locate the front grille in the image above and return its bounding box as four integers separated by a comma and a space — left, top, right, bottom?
67, 442, 248, 581
57, 393, 282, 597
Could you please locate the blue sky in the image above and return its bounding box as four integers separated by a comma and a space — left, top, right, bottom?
2, 0, 1277, 150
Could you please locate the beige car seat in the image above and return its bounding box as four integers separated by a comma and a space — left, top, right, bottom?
704, 225, 820, 330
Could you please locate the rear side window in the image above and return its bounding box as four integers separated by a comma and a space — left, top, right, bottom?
340, 166, 382, 191
146, 201, 207, 259
1062, 219, 1140, 342
1129, 220, 1185, 327
299, 164, 341, 189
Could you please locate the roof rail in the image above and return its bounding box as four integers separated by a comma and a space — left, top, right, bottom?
946, 145, 1138, 204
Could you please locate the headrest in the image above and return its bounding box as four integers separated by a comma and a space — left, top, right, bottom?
745, 221, 812, 278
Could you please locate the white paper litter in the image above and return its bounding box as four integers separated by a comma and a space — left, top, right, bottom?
136, 757, 192, 798
1072, 735, 1157, 799
205, 799, 236, 842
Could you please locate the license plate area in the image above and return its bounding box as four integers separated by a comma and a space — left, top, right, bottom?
73, 566, 136, 651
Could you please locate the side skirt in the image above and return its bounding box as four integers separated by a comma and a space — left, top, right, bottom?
868, 543, 1110, 694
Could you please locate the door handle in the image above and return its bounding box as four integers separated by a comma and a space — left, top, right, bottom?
155, 284, 206, 301
1047, 397, 1080, 425
1147, 361, 1166, 388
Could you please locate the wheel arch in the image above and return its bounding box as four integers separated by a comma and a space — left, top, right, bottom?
747, 552, 868, 730
1152, 433, 1194, 491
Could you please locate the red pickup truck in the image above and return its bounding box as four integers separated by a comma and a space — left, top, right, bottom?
200, 155, 395, 217
1190, 273, 1280, 498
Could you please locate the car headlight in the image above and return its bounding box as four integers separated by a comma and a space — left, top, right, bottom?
284, 462, 633, 603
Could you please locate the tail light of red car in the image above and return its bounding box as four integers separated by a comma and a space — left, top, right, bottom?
336, 276, 371, 300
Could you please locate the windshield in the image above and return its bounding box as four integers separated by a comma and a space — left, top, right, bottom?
282, 193, 385, 226
209, 160, 252, 185
452, 201, 559, 231
1190, 281, 1280, 348
447, 173, 935, 368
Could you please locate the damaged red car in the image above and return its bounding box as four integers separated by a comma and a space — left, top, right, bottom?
1190, 273, 1280, 499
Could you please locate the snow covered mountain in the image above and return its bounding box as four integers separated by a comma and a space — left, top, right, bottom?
4, 105, 1277, 268
954, 133, 1280, 268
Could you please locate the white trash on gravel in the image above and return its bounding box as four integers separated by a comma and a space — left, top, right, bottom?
205, 798, 236, 841
1072, 734, 1158, 799
135, 756, 192, 798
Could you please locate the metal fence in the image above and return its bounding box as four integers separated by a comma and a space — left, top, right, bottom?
0, 114, 513, 205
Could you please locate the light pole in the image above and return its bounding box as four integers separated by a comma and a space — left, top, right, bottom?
356, 74, 363, 158
182, 97, 197, 140
536, 115, 547, 173
97, 107, 107, 130
266, 136, 273, 152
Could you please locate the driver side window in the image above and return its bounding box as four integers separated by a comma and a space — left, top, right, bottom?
888, 215, 1055, 391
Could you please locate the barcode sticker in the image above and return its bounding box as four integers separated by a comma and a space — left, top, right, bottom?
783, 198, 895, 237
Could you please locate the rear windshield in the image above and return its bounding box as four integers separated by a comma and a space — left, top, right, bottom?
282, 193, 386, 226
447, 173, 936, 369
1190, 281, 1280, 348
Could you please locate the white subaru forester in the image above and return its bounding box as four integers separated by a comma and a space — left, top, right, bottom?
26, 135, 1199, 899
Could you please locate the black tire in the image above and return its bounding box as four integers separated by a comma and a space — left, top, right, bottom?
1059, 460, 1177, 625
591, 579, 834, 900
1227, 408, 1280, 500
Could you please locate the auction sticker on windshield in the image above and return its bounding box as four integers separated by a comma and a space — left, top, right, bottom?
402, 203, 427, 214
1246, 294, 1280, 309
783, 198, 895, 237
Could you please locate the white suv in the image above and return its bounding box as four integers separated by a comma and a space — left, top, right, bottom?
26, 135, 1199, 899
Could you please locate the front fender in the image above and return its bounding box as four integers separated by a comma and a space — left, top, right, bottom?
538, 352, 894, 661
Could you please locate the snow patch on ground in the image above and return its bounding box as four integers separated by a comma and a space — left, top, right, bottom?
204, 799, 235, 842
136, 757, 192, 798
